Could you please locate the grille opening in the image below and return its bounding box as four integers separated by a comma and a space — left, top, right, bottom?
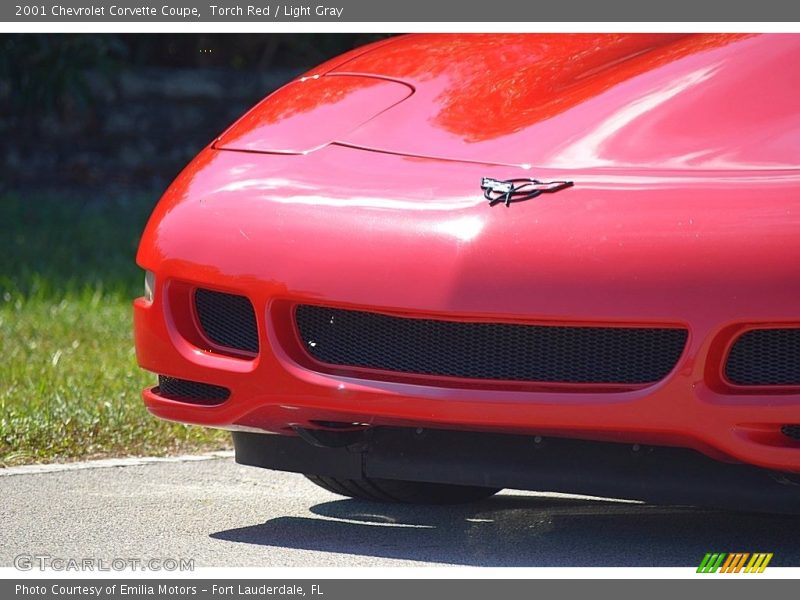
156, 375, 230, 405
782, 425, 800, 442
726, 329, 800, 386
295, 304, 688, 386
194, 288, 259, 354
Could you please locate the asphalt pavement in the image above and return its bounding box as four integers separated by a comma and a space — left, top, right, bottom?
2, 456, 800, 568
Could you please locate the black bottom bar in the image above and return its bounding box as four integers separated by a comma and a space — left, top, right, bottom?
233, 428, 800, 514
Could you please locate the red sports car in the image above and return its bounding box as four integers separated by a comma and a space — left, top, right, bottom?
134, 33, 800, 511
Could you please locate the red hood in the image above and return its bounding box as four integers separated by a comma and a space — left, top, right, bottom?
217, 34, 800, 171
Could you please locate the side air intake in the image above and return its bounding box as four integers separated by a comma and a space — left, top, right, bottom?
726, 329, 800, 386
194, 288, 259, 354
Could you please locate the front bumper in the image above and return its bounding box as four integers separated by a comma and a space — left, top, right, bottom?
134, 146, 800, 473
134, 288, 800, 474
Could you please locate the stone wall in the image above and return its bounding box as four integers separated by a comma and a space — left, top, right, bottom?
2, 66, 299, 193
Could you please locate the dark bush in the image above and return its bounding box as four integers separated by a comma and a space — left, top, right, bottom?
0, 34, 392, 119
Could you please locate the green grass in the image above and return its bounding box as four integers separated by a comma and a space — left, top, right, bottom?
0, 193, 230, 466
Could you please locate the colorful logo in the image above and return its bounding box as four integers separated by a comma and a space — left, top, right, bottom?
697, 553, 773, 573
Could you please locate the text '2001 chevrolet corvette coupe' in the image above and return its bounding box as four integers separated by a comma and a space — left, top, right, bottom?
134, 33, 800, 512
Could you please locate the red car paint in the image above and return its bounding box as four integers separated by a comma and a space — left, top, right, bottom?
134, 34, 800, 473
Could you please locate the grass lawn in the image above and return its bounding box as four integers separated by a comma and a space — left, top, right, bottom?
0, 193, 230, 466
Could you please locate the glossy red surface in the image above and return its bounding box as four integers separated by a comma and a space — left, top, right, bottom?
217, 74, 413, 153
135, 34, 800, 472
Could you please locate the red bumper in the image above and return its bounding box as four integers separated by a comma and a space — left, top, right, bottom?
134, 146, 800, 473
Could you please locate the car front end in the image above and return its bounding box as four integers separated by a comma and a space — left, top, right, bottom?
134, 33, 800, 511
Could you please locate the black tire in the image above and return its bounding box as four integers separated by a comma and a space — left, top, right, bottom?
304, 474, 501, 504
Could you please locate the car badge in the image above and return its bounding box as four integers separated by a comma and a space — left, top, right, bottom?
481, 177, 573, 207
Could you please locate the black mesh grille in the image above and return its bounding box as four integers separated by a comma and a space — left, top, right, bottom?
195, 288, 259, 354
782, 425, 800, 441
295, 305, 688, 385
726, 329, 800, 386
156, 375, 230, 405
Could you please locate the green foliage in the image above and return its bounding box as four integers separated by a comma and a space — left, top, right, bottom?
0, 194, 229, 465
116, 33, 393, 70
0, 34, 393, 118
0, 34, 126, 117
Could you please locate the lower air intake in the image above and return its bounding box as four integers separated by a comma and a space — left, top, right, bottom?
726, 329, 800, 386
156, 375, 230, 405
295, 305, 688, 385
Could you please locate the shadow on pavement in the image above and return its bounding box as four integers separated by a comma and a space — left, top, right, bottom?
210, 492, 800, 566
